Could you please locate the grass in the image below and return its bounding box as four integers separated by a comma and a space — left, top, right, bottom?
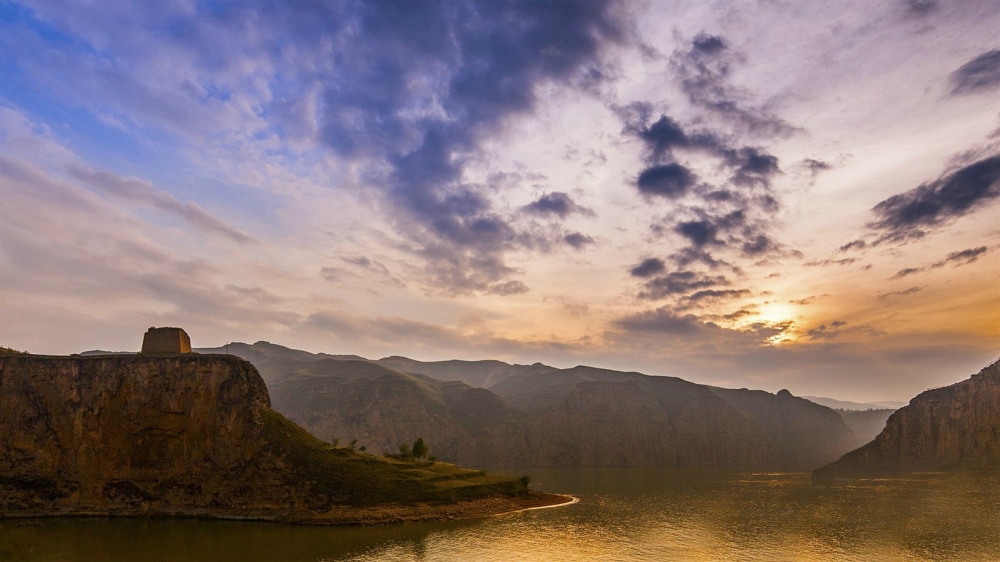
259, 410, 526, 508
0, 346, 26, 356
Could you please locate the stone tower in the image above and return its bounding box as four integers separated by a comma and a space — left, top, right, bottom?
141, 327, 192, 355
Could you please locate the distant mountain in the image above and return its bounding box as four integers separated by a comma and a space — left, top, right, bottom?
219, 342, 862, 469
376, 356, 556, 388
836, 409, 896, 445
814, 359, 1000, 482
802, 396, 906, 410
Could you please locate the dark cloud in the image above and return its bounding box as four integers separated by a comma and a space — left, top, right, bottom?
676, 220, 721, 246
868, 155, 1000, 243
950, 49, 1000, 96
839, 239, 867, 252
564, 232, 596, 249
890, 267, 922, 280
629, 258, 666, 278
935, 246, 989, 266
613, 307, 709, 335
888, 246, 991, 279
486, 280, 530, 296
636, 163, 698, 198
685, 288, 751, 302
878, 286, 924, 300
524, 192, 594, 219
904, 0, 939, 17
183, 0, 631, 295
618, 34, 799, 293
673, 34, 799, 138
724, 147, 780, 186
638, 271, 728, 300
806, 321, 883, 340
691, 33, 727, 55
805, 257, 859, 267
802, 158, 832, 175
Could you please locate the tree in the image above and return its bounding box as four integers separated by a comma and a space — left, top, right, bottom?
412, 437, 428, 460
398, 442, 412, 458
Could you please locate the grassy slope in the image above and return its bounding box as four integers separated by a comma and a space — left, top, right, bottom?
260, 410, 526, 507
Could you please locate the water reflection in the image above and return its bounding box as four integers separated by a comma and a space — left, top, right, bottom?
1, 469, 998, 561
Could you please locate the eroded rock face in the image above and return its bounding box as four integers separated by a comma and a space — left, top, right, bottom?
0, 355, 276, 515
813, 360, 1000, 482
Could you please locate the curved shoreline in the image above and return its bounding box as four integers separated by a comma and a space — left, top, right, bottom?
0, 492, 578, 527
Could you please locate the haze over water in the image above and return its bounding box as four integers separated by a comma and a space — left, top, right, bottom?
3, 469, 998, 562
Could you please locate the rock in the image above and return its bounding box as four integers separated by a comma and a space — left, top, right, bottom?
813, 359, 1000, 483
0, 354, 528, 522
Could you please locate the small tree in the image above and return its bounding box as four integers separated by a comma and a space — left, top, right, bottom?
349, 438, 358, 451
398, 442, 412, 459
412, 437, 428, 460
331, 437, 340, 448
519, 474, 531, 488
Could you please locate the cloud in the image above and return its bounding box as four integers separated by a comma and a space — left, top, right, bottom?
9, 0, 632, 296
868, 154, 1000, 243
672, 34, 800, 138
630, 258, 666, 278
889, 267, 922, 280
806, 321, 885, 340
66, 164, 253, 244
904, 0, 939, 16
878, 286, 924, 300
685, 288, 751, 302
613, 307, 709, 335
888, 246, 991, 279
638, 270, 729, 300
935, 246, 989, 266
524, 192, 594, 219
805, 257, 859, 267
950, 49, 1000, 96
564, 232, 597, 250
636, 163, 698, 198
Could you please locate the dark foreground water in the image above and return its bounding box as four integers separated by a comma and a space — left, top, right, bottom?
2, 469, 998, 561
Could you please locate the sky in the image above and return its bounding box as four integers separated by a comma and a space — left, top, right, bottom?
0, 0, 997, 402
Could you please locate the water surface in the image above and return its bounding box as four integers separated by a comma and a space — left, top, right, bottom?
2, 469, 997, 561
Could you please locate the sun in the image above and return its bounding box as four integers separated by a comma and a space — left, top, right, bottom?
753, 303, 800, 344
757, 303, 796, 324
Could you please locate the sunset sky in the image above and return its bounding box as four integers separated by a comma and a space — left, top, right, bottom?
0, 0, 997, 402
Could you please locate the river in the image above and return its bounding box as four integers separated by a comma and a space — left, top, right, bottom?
2, 468, 998, 561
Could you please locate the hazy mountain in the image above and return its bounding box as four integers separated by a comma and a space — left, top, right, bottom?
836, 409, 896, 445
814, 359, 1000, 482
224, 342, 861, 469
376, 356, 557, 388
802, 396, 906, 410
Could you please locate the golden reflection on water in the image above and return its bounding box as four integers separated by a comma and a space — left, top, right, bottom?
1, 469, 998, 562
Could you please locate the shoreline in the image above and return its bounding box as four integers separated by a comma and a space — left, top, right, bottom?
0, 492, 578, 528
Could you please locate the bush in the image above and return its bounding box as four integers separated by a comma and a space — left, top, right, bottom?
519, 474, 530, 488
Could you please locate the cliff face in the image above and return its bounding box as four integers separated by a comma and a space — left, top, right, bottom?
0, 355, 269, 513
0, 354, 528, 521
813, 360, 1000, 482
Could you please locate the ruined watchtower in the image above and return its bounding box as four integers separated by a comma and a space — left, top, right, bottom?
141, 327, 192, 355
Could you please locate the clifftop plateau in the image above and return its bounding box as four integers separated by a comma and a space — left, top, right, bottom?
0, 354, 551, 524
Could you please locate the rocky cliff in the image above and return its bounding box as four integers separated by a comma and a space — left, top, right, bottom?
813, 359, 1000, 482
0, 354, 536, 522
